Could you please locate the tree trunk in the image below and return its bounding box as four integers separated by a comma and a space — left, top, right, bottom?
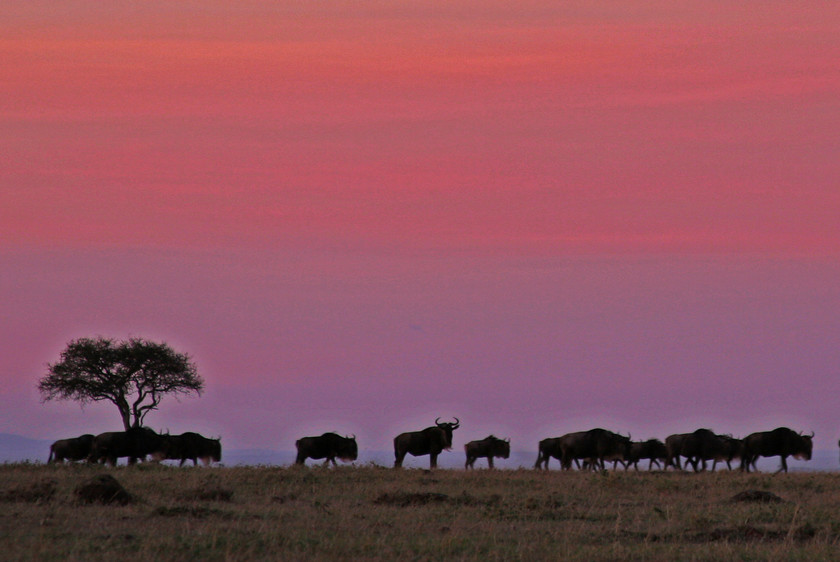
115, 397, 132, 431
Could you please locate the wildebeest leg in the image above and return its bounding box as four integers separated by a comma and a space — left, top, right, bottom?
488, 457, 494, 469
394, 451, 405, 468
430, 453, 438, 469
777, 455, 789, 473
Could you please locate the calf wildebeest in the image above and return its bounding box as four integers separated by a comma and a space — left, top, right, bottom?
740, 427, 813, 473
48, 434, 95, 463
295, 433, 357, 466
536, 429, 630, 471
394, 417, 459, 469
155, 432, 222, 466
625, 439, 667, 471
88, 427, 166, 466
464, 435, 510, 469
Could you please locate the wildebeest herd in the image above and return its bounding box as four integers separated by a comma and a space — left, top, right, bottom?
48, 427, 221, 467
46, 421, 815, 474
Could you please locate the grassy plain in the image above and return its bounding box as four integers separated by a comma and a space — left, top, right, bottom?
2, 462, 840, 560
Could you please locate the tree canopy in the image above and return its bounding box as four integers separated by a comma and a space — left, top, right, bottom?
39, 337, 204, 430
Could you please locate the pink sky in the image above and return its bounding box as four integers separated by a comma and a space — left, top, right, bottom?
2, 2, 839, 454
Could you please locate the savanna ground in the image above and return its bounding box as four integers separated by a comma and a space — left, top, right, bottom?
2, 462, 840, 561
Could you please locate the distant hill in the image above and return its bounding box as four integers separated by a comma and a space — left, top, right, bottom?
0, 433, 52, 463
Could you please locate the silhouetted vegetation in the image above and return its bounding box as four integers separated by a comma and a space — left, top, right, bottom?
38, 337, 203, 430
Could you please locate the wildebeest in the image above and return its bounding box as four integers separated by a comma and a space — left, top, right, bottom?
680, 428, 724, 472
534, 437, 566, 470
394, 417, 459, 469
88, 427, 166, 466
625, 439, 667, 471
536, 429, 631, 471
154, 432, 222, 466
295, 433, 357, 466
569, 428, 631, 471
665, 429, 734, 472
740, 427, 813, 473
664, 432, 693, 470
47, 434, 95, 463
710, 435, 743, 471
464, 435, 510, 469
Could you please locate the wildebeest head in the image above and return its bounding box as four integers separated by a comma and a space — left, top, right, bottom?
205, 437, 222, 463
795, 431, 814, 460
488, 436, 511, 459
338, 434, 358, 462
434, 417, 460, 449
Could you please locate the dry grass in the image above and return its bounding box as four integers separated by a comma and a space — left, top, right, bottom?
2, 462, 840, 560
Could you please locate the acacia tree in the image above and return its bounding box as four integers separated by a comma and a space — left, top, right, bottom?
39, 337, 204, 430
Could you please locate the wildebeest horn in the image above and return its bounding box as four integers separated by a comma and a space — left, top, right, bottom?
808, 431, 815, 438
452, 417, 459, 429
347, 434, 356, 440
435, 417, 442, 425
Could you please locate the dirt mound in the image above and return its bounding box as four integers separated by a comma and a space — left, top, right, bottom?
74, 474, 133, 505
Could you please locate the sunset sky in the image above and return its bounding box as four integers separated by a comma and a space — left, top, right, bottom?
2, 2, 839, 457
